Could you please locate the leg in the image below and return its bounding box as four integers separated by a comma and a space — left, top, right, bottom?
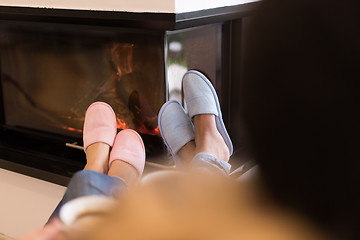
193, 114, 230, 162
189, 117, 232, 175
108, 161, 139, 187
181, 70, 233, 174
47, 170, 126, 222
48, 102, 119, 222
84, 143, 110, 174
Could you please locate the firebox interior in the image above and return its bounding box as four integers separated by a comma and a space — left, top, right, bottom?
0, 22, 165, 139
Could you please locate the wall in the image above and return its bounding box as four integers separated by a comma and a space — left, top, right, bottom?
0, 0, 259, 13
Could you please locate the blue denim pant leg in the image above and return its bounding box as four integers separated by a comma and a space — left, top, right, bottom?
48, 170, 127, 222
190, 152, 232, 176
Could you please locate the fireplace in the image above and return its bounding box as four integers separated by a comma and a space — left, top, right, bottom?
0, 3, 258, 185
1, 22, 164, 137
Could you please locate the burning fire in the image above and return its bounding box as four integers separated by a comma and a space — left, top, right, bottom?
61, 43, 161, 137
116, 118, 160, 136
111, 43, 134, 78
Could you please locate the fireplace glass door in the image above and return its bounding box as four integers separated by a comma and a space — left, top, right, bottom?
0, 22, 165, 141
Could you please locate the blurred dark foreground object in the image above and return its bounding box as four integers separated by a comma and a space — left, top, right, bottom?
240, 0, 360, 239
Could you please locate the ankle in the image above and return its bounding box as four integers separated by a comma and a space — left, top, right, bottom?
84, 162, 108, 174
108, 161, 140, 187
177, 140, 196, 164
85, 143, 110, 174
193, 114, 230, 162
193, 114, 216, 130
196, 129, 230, 162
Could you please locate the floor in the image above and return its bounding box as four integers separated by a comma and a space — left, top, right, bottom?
0, 159, 254, 239
0, 161, 169, 239
0, 167, 66, 239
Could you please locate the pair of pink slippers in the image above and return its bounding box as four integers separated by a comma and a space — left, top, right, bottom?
83, 102, 145, 175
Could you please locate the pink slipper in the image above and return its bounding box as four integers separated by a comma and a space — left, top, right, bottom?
83, 102, 117, 152
108, 129, 146, 175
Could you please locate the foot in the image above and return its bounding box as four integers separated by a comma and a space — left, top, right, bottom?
193, 114, 230, 162
108, 129, 146, 183
158, 100, 195, 157
83, 102, 117, 152
83, 102, 117, 173
182, 70, 233, 156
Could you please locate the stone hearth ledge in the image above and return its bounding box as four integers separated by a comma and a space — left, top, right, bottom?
0, 0, 259, 13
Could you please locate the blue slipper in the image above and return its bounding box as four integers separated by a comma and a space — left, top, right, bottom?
158, 100, 195, 156
182, 70, 233, 156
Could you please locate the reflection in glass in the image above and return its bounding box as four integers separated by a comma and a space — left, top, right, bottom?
166, 24, 220, 103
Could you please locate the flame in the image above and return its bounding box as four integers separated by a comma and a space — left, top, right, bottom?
116, 118, 128, 130
136, 125, 160, 136
153, 126, 160, 135
62, 40, 159, 138
117, 118, 160, 136
111, 43, 134, 78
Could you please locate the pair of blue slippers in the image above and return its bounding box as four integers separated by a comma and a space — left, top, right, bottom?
158, 70, 233, 158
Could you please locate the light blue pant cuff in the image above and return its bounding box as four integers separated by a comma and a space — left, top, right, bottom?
191, 152, 232, 175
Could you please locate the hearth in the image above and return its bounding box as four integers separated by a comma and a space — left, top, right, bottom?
0, 3, 258, 185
